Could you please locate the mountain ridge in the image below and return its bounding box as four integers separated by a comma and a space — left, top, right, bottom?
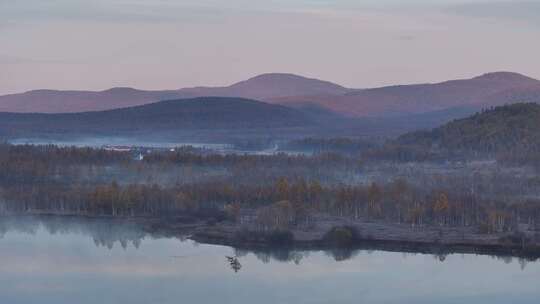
273, 71, 540, 117
1, 72, 539, 119
0, 97, 324, 139
0, 73, 347, 113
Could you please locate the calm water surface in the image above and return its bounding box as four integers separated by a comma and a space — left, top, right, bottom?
0, 216, 538, 304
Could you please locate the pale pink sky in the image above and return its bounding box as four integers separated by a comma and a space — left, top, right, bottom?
1, 0, 540, 95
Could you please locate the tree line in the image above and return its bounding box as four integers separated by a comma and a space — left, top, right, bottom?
0, 143, 540, 236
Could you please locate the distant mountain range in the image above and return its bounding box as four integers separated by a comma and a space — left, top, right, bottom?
273, 72, 540, 117
0, 73, 347, 113
2, 72, 539, 119
2, 71, 540, 142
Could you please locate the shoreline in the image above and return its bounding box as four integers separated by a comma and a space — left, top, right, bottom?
190, 224, 540, 261
192, 229, 540, 260
2, 213, 540, 260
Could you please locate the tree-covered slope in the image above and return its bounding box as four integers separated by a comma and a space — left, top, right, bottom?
0, 97, 319, 138
397, 103, 540, 155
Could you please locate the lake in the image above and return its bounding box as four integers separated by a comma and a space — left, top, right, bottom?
0, 216, 538, 304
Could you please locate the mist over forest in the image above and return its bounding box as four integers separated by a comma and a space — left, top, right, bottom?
1, 103, 540, 256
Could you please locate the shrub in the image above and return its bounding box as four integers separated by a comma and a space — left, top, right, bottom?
324, 226, 357, 247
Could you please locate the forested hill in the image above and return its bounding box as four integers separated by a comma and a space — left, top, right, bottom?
396, 103, 540, 155
0, 97, 319, 138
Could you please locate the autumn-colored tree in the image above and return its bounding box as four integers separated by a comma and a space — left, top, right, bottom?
367, 182, 382, 219
390, 178, 409, 223
433, 192, 449, 226
275, 177, 290, 201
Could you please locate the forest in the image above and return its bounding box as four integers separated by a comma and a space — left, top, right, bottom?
361, 103, 540, 167
395, 103, 540, 156
1, 138, 540, 249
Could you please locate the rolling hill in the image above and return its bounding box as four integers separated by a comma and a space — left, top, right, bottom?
181, 73, 349, 100
0, 97, 321, 139
272, 72, 540, 117
0, 73, 348, 113
0, 95, 478, 142
396, 103, 540, 155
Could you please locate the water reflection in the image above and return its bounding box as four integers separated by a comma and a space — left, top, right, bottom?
0, 216, 540, 304
226, 256, 242, 273
0, 216, 148, 250
0, 215, 536, 268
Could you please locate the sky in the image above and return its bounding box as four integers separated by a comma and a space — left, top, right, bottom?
1, 0, 540, 94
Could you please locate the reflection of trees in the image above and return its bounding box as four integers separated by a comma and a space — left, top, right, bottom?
234, 245, 540, 269
233, 248, 249, 258
233, 247, 360, 264
1, 216, 539, 270
0, 218, 39, 237
237, 247, 301, 264
0, 217, 40, 243
226, 256, 242, 273
324, 248, 359, 262
254, 248, 310, 264
0, 216, 150, 249
47, 218, 149, 250
434, 253, 448, 262
519, 258, 528, 270
233, 247, 313, 265
493, 255, 529, 270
